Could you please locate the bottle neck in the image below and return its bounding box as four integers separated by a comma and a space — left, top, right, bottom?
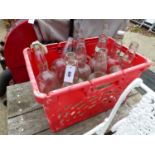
94, 50, 107, 62
63, 37, 74, 56
75, 37, 87, 66
129, 42, 139, 52
96, 34, 107, 52
65, 52, 77, 67
99, 34, 107, 44
76, 38, 86, 53
34, 47, 48, 72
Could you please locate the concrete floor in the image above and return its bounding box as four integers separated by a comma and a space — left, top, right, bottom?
0, 21, 155, 134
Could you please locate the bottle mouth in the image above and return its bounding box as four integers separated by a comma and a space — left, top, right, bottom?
33, 44, 40, 50
96, 48, 108, 54
129, 41, 139, 50
100, 33, 108, 39
66, 52, 76, 57
68, 37, 73, 42
31, 41, 48, 54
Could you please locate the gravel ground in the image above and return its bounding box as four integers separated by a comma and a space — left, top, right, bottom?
0, 20, 155, 135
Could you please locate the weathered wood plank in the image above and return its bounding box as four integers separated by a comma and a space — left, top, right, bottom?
36, 129, 52, 135
7, 82, 42, 118
140, 70, 155, 91
128, 89, 139, 97
8, 108, 49, 135
8, 107, 112, 135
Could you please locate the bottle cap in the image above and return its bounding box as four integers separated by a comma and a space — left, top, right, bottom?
117, 30, 125, 36
31, 41, 48, 54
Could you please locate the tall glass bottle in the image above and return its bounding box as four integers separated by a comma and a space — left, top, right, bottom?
31, 42, 59, 93
51, 37, 73, 85
88, 49, 107, 80
73, 19, 91, 81
107, 31, 125, 73
75, 37, 91, 81
118, 41, 139, 68
128, 41, 139, 63
62, 52, 79, 87
89, 34, 108, 80
107, 43, 122, 73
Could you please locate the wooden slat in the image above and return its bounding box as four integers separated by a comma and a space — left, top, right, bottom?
140, 70, 155, 91
7, 82, 42, 118
8, 108, 49, 135
128, 89, 139, 97
36, 129, 52, 135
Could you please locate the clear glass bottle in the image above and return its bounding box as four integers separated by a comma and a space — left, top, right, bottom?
109, 65, 122, 73
108, 45, 120, 67
95, 33, 108, 54
51, 37, 73, 85
88, 48, 107, 80
74, 20, 91, 81
115, 30, 125, 47
114, 30, 126, 67
108, 42, 122, 73
128, 41, 139, 63
108, 31, 125, 73
62, 52, 79, 87
32, 42, 59, 93
89, 34, 108, 79
118, 41, 139, 68
75, 37, 91, 81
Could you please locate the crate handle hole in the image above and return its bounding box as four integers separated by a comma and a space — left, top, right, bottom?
95, 82, 113, 90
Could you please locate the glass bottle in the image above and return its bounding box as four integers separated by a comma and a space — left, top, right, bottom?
116, 30, 125, 47
62, 52, 79, 87
128, 41, 139, 64
114, 30, 126, 68
32, 42, 59, 93
88, 48, 107, 80
95, 33, 108, 54
75, 37, 91, 81
108, 45, 120, 66
118, 41, 139, 68
108, 31, 125, 73
109, 64, 122, 73
89, 34, 108, 80
51, 37, 73, 85
107, 42, 122, 73
73, 20, 91, 81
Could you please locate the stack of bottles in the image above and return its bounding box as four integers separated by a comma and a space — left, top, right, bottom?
31, 33, 139, 94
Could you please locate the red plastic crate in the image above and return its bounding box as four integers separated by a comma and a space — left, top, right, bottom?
23, 36, 151, 132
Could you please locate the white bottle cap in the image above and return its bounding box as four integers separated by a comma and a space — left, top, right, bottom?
117, 30, 125, 36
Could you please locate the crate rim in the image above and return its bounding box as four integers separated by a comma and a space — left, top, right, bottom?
23, 37, 151, 103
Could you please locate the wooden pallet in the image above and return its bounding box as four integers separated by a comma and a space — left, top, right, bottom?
7, 82, 142, 135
